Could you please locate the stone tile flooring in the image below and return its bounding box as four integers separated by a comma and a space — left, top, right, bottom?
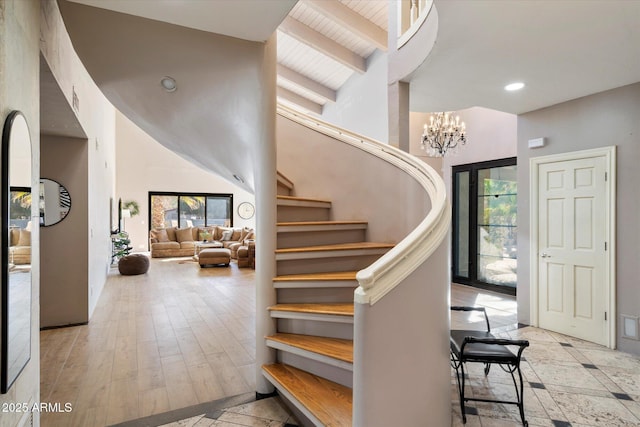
450, 284, 640, 426
157, 397, 298, 427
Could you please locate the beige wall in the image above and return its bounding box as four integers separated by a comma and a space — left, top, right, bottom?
115, 111, 255, 251
0, 0, 40, 423
517, 82, 640, 355
40, 136, 89, 327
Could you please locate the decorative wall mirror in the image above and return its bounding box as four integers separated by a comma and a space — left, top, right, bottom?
1, 111, 32, 393
39, 178, 71, 227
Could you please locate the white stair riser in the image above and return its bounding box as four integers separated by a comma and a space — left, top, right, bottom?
277, 254, 386, 275
273, 279, 358, 289
277, 229, 366, 249
277, 206, 330, 222
277, 318, 354, 340
277, 287, 356, 304
278, 352, 353, 389
269, 311, 353, 324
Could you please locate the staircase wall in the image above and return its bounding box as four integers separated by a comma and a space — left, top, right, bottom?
353, 239, 450, 426
276, 114, 430, 243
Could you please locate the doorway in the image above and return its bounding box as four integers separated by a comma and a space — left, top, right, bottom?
530, 146, 616, 348
452, 158, 518, 295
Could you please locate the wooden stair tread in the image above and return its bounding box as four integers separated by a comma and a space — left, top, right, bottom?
274, 271, 358, 282
277, 195, 331, 204
267, 333, 353, 364
262, 363, 352, 427
268, 303, 354, 316
275, 242, 394, 254
277, 171, 294, 189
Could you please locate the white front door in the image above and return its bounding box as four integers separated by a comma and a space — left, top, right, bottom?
533, 148, 615, 347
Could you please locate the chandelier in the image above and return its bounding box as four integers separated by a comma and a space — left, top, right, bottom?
420, 112, 466, 157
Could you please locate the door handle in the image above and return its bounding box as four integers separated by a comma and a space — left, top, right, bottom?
541, 252, 550, 258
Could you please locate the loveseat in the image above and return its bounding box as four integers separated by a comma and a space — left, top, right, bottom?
149, 226, 254, 259
9, 228, 31, 265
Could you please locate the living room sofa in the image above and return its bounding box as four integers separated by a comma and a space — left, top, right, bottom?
9, 228, 31, 265
149, 226, 254, 258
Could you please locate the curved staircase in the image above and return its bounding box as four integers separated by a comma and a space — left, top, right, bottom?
262, 174, 394, 425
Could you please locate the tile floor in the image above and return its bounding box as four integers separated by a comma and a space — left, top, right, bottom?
40, 258, 640, 426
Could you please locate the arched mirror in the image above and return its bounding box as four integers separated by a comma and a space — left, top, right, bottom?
39, 178, 71, 227
1, 111, 32, 393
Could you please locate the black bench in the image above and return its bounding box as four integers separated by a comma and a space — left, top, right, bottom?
450, 306, 530, 426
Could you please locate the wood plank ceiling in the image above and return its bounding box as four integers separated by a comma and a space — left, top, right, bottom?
276, 0, 388, 115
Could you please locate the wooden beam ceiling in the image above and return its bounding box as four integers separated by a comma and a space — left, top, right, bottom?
277, 87, 323, 115
301, 0, 387, 51
277, 64, 337, 103
279, 16, 367, 74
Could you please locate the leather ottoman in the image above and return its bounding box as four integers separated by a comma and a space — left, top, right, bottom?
198, 248, 231, 267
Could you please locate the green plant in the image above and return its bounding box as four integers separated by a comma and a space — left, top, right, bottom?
122, 200, 140, 217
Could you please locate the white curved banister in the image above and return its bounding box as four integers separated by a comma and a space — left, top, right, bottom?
397, 0, 434, 48
276, 103, 450, 305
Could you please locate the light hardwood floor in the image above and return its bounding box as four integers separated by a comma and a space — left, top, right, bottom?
40, 257, 256, 427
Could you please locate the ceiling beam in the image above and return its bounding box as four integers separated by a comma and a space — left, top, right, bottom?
302, 0, 387, 51
279, 16, 366, 74
277, 87, 323, 115
277, 64, 337, 103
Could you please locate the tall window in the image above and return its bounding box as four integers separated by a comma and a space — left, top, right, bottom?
452, 158, 517, 295
149, 192, 233, 230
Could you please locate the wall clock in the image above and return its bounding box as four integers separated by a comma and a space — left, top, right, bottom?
238, 201, 255, 219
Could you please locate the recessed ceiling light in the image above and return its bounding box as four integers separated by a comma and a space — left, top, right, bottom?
504, 82, 525, 91
160, 76, 177, 92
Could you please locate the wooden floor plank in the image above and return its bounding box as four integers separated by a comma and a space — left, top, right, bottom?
267, 333, 353, 363
263, 363, 352, 427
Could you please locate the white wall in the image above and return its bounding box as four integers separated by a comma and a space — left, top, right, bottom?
440, 107, 518, 195
115, 111, 255, 251
0, 0, 40, 421
40, 0, 117, 325
517, 83, 640, 355
320, 50, 389, 143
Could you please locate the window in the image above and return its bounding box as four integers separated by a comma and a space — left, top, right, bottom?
149, 192, 232, 230
452, 158, 517, 295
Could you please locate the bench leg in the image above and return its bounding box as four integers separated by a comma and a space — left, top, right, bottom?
451, 350, 467, 423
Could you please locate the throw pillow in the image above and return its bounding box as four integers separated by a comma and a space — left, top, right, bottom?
231, 229, 242, 241
221, 230, 234, 241
18, 229, 31, 247
154, 229, 170, 242
239, 227, 253, 241
166, 227, 177, 241
175, 227, 193, 243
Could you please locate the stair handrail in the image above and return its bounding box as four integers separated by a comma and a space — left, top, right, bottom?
277, 103, 450, 305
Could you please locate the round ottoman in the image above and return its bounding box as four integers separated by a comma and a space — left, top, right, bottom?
118, 254, 150, 275
199, 248, 231, 267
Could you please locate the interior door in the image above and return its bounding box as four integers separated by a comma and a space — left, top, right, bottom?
537, 155, 608, 345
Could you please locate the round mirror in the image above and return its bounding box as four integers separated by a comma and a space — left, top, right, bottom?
2, 110, 32, 393
39, 178, 71, 227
